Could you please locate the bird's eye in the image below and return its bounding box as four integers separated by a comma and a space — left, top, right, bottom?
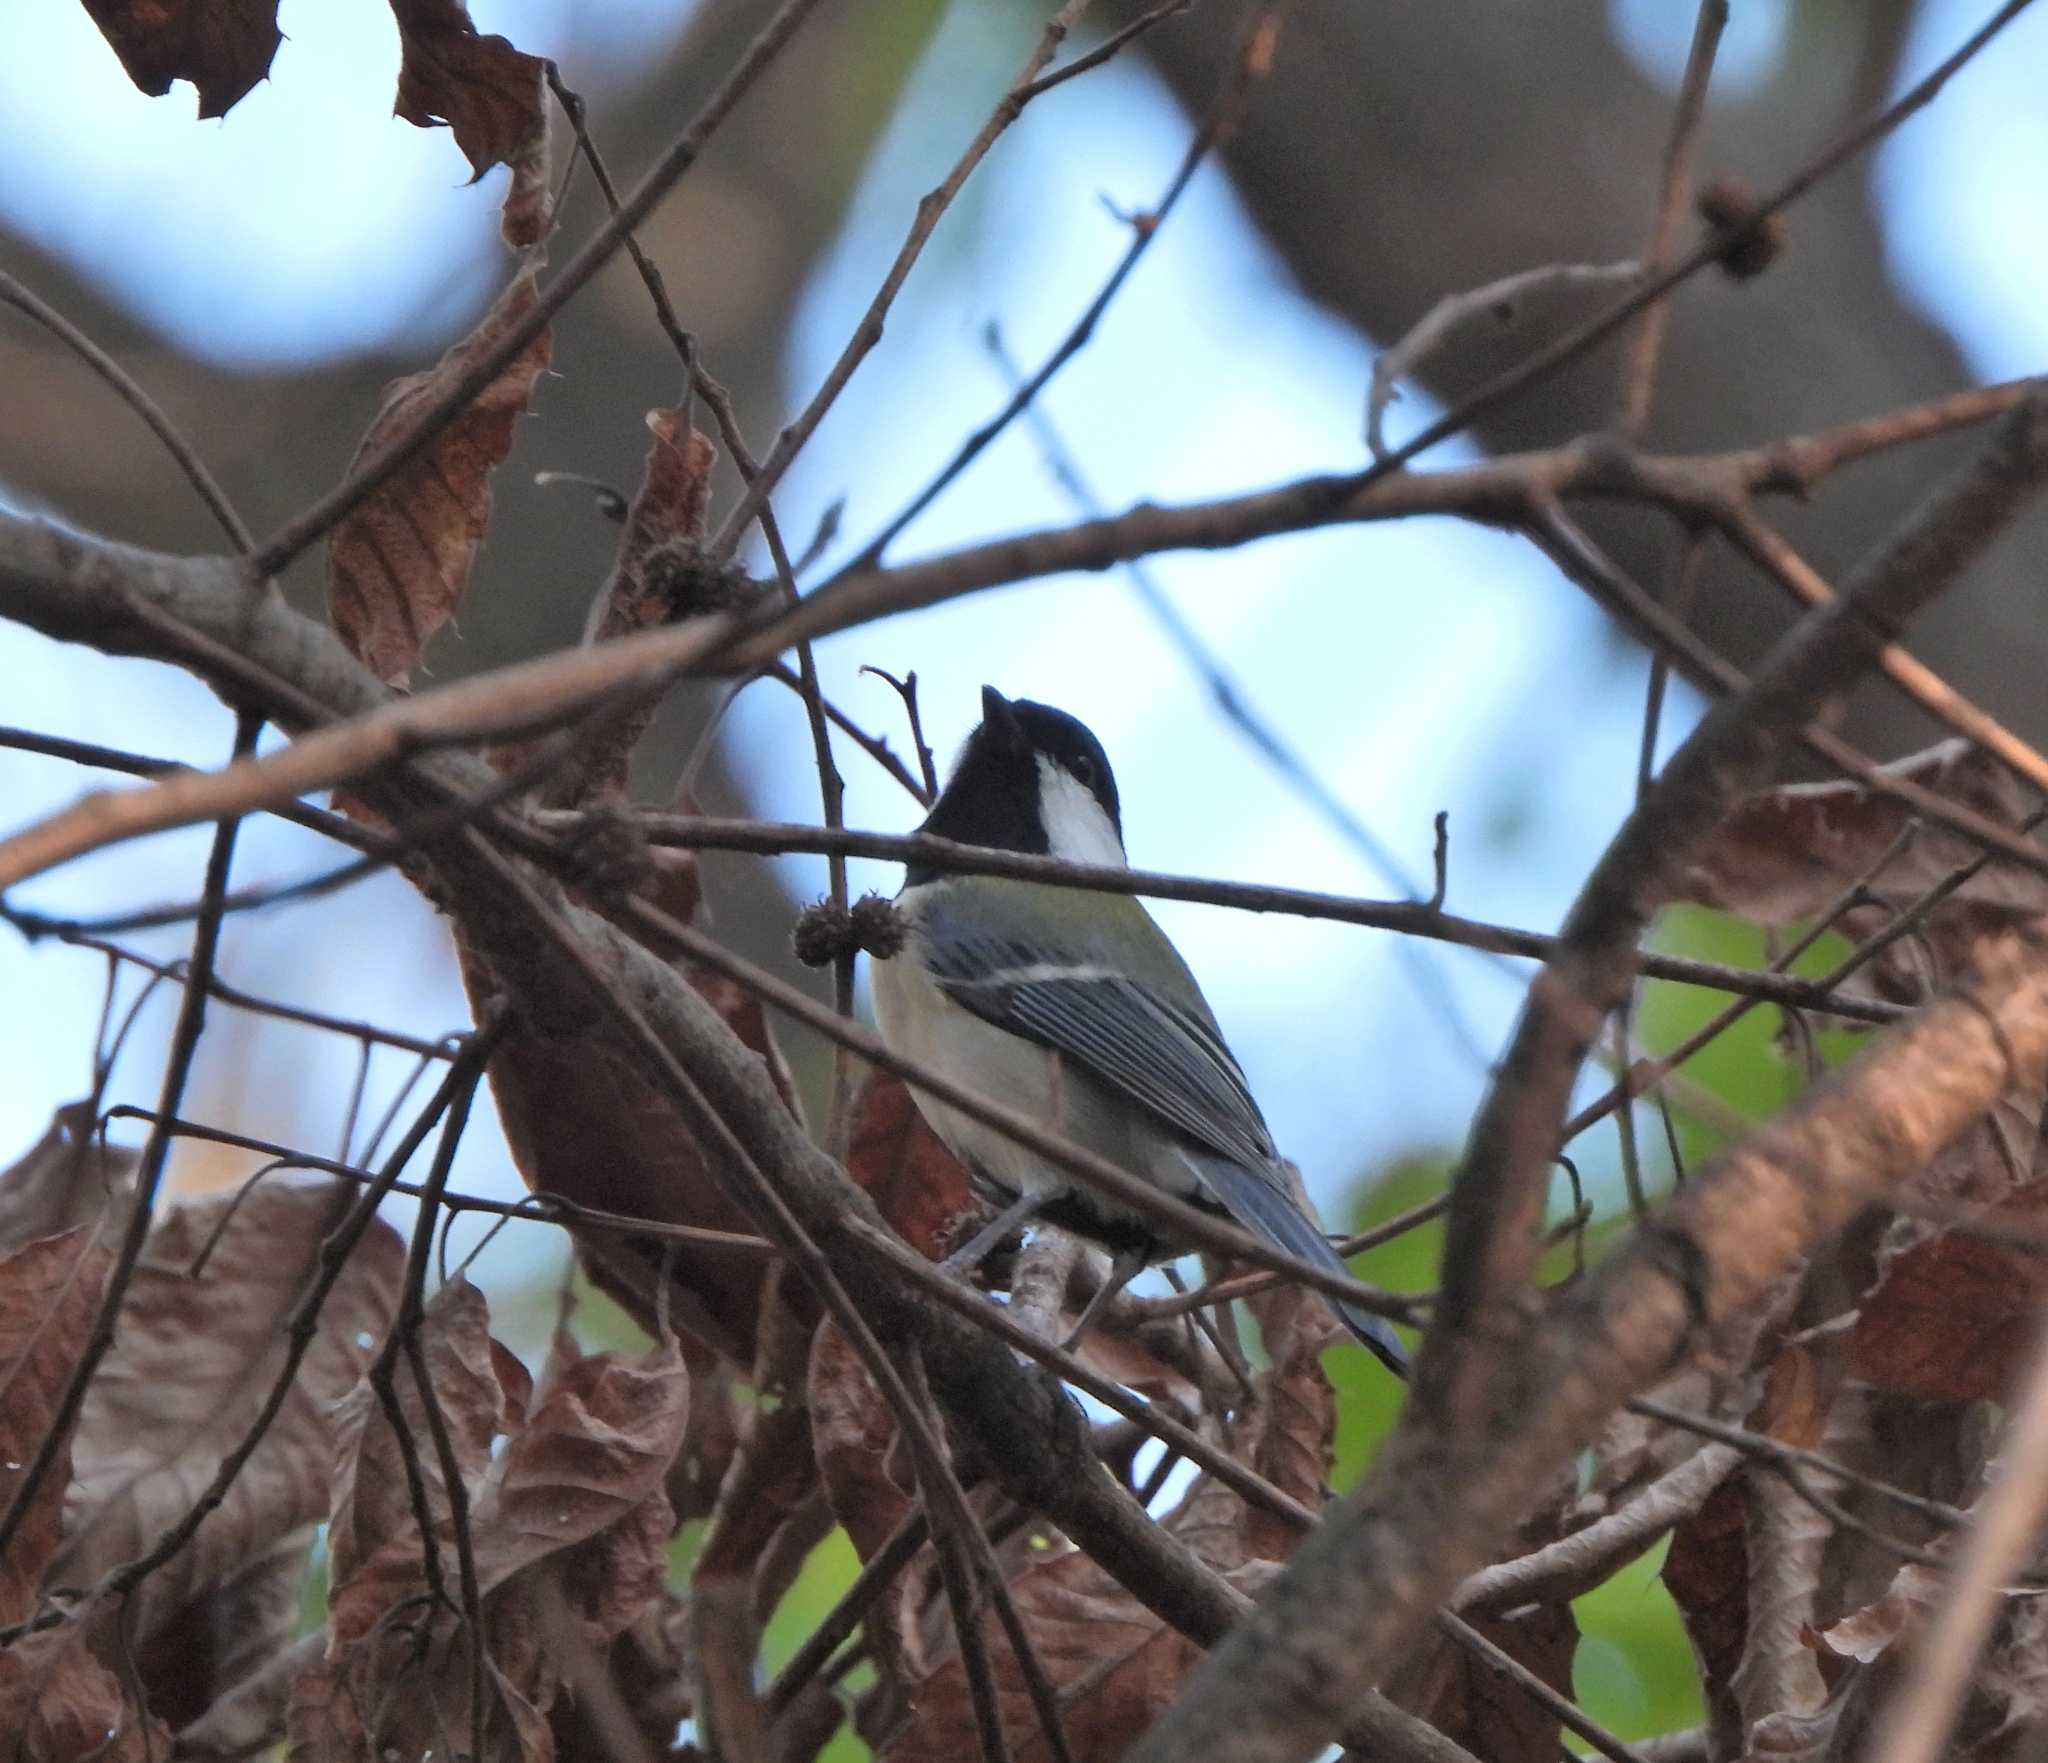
1070, 754, 1096, 787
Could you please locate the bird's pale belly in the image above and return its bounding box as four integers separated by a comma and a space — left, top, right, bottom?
869, 948, 1221, 1256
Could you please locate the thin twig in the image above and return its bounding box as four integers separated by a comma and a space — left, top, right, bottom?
1720, 498, 2048, 802
1614, 1, 1728, 435
0, 1026, 506, 1647
1453, 1443, 1741, 1614
985, 321, 1494, 1070
1435, 1610, 1648, 1763
34, 929, 457, 1058
0, 705, 258, 1562
0, 723, 389, 854
770, 660, 933, 804
1016, 0, 1193, 101
1627, 1396, 1971, 1535
711, 0, 1106, 558
249, 0, 830, 576
858, 665, 939, 801
111, 1108, 778, 1254
602, 813, 1906, 1024
391, 1038, 496, 1756
1334, 0, 2038, 492
0, 271, 254, 552
765, 1507, 931, 1718
770, 383, 2046, 657
1534, 496, 2048, 890
841, 0, 1281, 572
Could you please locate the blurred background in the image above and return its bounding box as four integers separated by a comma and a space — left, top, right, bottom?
2, 0, 2045, 1743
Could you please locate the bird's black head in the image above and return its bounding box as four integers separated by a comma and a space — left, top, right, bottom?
907, 686, 1125, 884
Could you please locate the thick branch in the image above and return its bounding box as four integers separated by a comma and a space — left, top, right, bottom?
1427, 392, 2048, 1433
1124, 929, 2048, 1762
1120, 393, 2048, 1763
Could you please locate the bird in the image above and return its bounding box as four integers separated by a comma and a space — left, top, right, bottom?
868, 684, 1408, 1376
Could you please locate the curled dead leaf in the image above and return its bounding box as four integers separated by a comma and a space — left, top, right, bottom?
325, 1273, 511, 1619
872, 1541, 1212, 1763
1815, 1560, 1945, 1664
387, 0, 547, 181
0, 1222, 113, 1626
53, 1179, 403, 1702
1672, 738, 2043, 1007
79, 0, 281, 118
1847, 1186, 2048, 1403
305, 1278, 687, 1763
0, 1099, 134, 1252
326, 266, 554, 689
477, 998, 782, 1362
588, 411, 719, 647
0, 1624, 170, 1761
1387, 1481, 1580, 1763
1664, 1475, 1749, 1756
532, 415, 720, 809
844, 1068, 979, 1262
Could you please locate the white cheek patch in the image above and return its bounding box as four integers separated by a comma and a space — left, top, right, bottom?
1036, 756, 1127, 866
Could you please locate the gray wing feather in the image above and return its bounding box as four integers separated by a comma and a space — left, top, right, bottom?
921, 924, 1274, 1169
1189, 1153, 1410, 1376
922, 919, 1412, 1376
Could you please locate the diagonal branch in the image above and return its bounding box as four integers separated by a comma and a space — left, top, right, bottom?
1116, 391, 2048, 1763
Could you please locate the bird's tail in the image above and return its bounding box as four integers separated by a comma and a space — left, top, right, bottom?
1192, 1155, 1410, 1378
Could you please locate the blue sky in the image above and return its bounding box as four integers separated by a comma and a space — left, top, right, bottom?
1, 0, 2042, 1294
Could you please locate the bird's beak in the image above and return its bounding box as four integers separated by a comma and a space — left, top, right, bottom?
980, 685, 1024, 750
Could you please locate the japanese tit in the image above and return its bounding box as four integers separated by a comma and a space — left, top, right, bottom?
869, 685, 1408, 1377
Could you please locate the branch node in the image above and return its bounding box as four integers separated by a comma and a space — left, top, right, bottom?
1696, 174, 1789, 281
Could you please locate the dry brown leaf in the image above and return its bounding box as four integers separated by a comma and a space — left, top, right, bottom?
590, 411, 719, 647
459, 765, 802, 1366
326, 265, 553, 688
78, 0, 281, 117
1242, 1263, 1337, 1558
498, 107, 553, 250
52, 1181, 403, 1686
864, 1289, 1342, 1762
1731, 1474, 1831, 1734
325, 1273, 510, 1622
305, 1285, 686, 1763
462, 825, 803, 1360
872, 1541, 1212, 1763
1396, 1604, 1580, 1763
0, 1223, 112, 1626
132, 1528, 309, 1734
667, 1337, 741, 1526
537, 412, 719, 805
472, 1321, 686, 1602
1142, 1247, 1338, 1578
810, 1320, 911, 1564
844, 1068, 979, 1262
173, 1629, 322, 1762
0, 1099, 134, 1252
1664, 1475, 1749, 1756
0, 1623, 170, 1761
549, 1588, 694, 1763
481, 1011, 779, 1362
805, 1319, 919, 1692
1847, 1186, 2048, 1404
1815, 1559, 1945, 1664
1672, 738, 2043, 1007
1387, 1479, 1579, 1763
388, 0, 547, 181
